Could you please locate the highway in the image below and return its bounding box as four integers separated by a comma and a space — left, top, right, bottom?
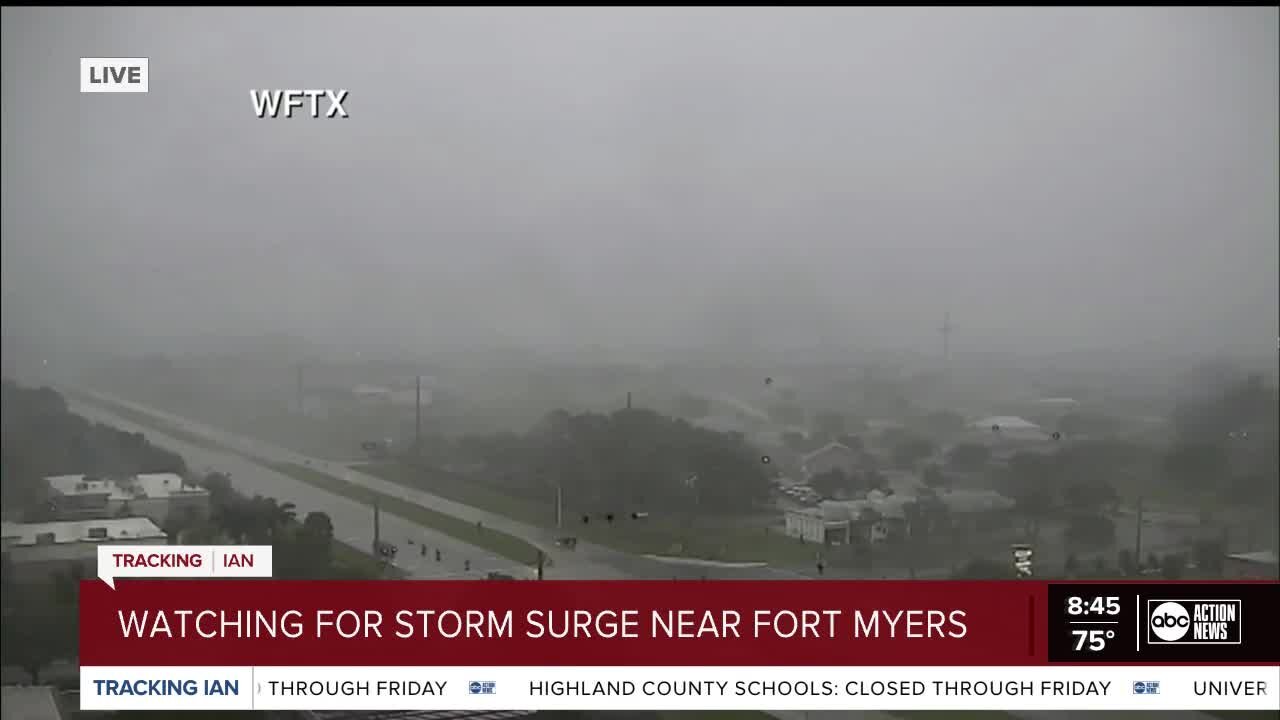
67, 390, 805, 581
70, 399, 529, 581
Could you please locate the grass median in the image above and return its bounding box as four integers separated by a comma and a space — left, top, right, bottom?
71, 391, 544, 569
356, 461, 820, 566
263, 460, 544, 567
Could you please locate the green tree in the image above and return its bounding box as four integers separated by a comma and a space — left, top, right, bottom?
1061, 479, 1117, 513
769, 403, 806, 426
1063, 513, 1117, 550
951, 558, 1014, 579
1192, 540, 1225, 577
946, 443, 991, 472
296, 511, 336, 577
812, 411, 847, 443
1012, 486, 1055, 542
890, 434, 935, 470
673, 393, 711, 419
1064, 553, 1080, 577
808, 468, 852, 499
1160, 553, 1187, 580
915, 410, 965, 437
478, 407, 772, 515
1163, 442, 1229, 492
781, 431, 809, 453
1, 381, 186, 513
1117, 548, 1138, 576
837, 434, 864, 451
1058, 412, 1122, 438
1, 604, 77, 684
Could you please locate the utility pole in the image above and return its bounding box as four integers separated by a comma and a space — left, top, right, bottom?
295, 364, 304, 415
537, 550, 545, 580
1135, 497, 1144, 565
415, 374, 422, 458
626, 391, 632, 410
555, 483, 563, 529
939, 313, 954, 364
373, 500, 381, 549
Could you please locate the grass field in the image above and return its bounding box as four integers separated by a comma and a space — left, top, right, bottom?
264, 460, 544, 566
357, 461, 821, 565
72, 392, 544, 568
331, 534, 407, 579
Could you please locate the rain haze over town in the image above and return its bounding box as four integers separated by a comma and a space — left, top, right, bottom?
1, 6, 1277, 720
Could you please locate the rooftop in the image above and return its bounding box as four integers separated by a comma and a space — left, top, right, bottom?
1226, 550, 1279, 565
790, 488, 1016, 522
46, 472, 206, 500
691, 414, 750, 434
1, 686, 62, 720
934, 488, 1017, 514
970, 416, 1041, 431
1, 517, 166, 547
801, 441, 856, 463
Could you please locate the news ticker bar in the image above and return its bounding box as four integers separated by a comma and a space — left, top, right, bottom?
78, 666, 1280, 712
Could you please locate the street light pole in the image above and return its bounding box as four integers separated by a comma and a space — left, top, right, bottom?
555, 483, 563, 529
1135, 497, 1144, 565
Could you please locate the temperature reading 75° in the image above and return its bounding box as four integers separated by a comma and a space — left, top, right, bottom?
1072, 628, 1115, 651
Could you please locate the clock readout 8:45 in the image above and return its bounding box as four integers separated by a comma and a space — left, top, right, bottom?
1066, 595, 1121, 652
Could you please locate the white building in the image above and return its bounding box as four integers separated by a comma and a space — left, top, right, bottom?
783, 488, 1015, 546
1, 686, 64, 720
0, 517, 167, 584
800, 442, 862, 480
353, 382, 430, 408
784, 504, 850, 545
1037, 397, 1079, 409
1224, 550, 1279, 579
45, 472, 210, 527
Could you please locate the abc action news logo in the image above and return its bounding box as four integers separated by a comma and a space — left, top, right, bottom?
1146, 599, 1243, 645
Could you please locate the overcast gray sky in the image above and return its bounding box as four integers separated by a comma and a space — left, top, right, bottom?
3, 7, 1277, 360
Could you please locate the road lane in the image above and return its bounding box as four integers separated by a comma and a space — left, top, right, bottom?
68, 400, 527, 581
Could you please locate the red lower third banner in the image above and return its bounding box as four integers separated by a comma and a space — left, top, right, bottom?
79, 579, 1279, 666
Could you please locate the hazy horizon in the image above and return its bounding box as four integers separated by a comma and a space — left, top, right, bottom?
3, 7, 1277, 363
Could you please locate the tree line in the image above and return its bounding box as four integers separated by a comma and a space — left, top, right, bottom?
2, 380, 187, 515
444, 407, 772, 516
0, 380, 356, 685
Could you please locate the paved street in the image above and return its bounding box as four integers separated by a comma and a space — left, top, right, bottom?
69, 390, 809, 581
70, 399, 527, 581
